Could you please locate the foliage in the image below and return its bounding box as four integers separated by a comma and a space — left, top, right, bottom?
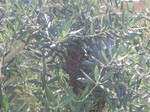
0, 0, 149, 112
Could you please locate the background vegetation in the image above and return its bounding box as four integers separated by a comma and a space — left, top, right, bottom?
0, 0, 149, 112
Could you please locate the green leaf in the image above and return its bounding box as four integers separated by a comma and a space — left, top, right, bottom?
60, 96, 74, 106
94, 65, 100, 83
100, 69, 115, 82
36, 94, 53, 107
101, 50, 109, 64
2, 95, 10, 112
106, 96, 113, 108
45, 85, 55, 102
18, 0, 25, 8
100, 15, 104, 31
121, 5, 125, 25
38, 0, 42, 7
112, 45, 124, 60
90, 23, 94, 34
61, 20, 71, 38
80, 86, 89, 100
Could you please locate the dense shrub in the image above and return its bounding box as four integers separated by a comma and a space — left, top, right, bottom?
0, 0, 149, 112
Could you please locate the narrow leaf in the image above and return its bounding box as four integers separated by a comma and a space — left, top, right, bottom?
100, 69, 115, 82
80, 86, 89, 99
2, 95, 10, 112
94, 65, 100, 82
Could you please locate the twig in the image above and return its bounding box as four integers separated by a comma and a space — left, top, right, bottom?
2, 41, 26, 64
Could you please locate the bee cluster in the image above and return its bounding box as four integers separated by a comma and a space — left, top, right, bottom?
65, 39, 106, 112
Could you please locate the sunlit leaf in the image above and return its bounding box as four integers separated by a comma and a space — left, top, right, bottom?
2, 95, 10, 112
94, 65, 100, 83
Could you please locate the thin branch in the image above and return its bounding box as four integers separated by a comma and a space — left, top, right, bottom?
0, 41, 26, 78
2, 41, 26, 65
